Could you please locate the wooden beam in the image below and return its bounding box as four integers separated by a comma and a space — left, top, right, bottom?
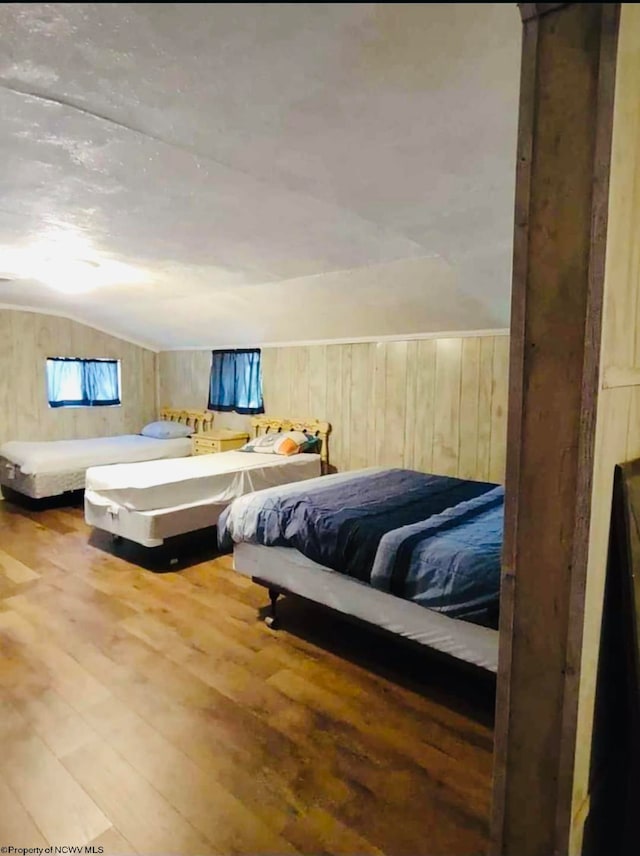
492, 5, 620, 856
518, 4, 569, 23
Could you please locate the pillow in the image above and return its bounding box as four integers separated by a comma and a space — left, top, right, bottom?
240, 430, 320, 456
140, 420, 192, 439
296, 434, 320, 454
272, 430, 313, 456
239, 432, 281, 454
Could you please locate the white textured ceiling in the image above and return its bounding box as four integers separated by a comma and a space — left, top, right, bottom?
0, 3, 520, 350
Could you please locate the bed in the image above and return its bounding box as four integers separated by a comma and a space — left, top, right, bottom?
0, 408, 213, 500
218, 467, 503, 673
84, 417, 331, 548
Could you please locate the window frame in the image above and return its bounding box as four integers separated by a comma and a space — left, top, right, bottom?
207, 348, 264, 415
45, 356, 122, 409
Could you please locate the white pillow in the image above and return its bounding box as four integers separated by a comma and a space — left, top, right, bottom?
140, 420, 192, 439
239, 433, 280, 454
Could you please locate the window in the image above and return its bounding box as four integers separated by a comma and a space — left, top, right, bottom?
46, 357, 121, 408
208, 348, 264, 415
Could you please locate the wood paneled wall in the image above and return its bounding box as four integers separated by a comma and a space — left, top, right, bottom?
159, 335, 509, 482
572, 6, 640, 851
0, 310, 157, 446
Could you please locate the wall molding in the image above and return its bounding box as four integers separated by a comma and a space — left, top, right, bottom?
162, 328, 510, 352
0, 306, 509, 355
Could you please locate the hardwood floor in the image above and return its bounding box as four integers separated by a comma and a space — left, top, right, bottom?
0, 498, 495, 855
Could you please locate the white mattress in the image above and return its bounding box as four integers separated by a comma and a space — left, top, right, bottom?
0, 435, 192, 475
234, 543, 499, 673
85, 451, 322, 512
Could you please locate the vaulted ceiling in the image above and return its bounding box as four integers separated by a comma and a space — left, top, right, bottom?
0, 3, 520, 350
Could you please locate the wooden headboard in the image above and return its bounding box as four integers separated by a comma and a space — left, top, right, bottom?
250, 416, 331, 469
159, 408, 214, 434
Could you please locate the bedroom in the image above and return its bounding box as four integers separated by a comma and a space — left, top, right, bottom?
0, 4, 638, 856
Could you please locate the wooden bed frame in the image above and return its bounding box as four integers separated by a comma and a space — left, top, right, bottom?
250, 416, 331, 471
160, 407, 215, 433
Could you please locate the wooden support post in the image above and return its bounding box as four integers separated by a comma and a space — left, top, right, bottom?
492, 4, 620, 856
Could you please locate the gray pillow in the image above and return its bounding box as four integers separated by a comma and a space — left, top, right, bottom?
140, 420, 192, 439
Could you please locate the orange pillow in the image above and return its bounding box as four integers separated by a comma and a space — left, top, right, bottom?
273, 431, 311, 456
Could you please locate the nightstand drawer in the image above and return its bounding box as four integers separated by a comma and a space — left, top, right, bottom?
193, 437, 223, 455
192, 432, 249, 455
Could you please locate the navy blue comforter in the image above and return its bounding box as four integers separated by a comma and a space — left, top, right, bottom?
218, 468, 504, 628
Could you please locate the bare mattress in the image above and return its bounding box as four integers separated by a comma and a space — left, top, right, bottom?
0, 435, 192, 499
84, 451, 322, 546
85, 451, 322, 511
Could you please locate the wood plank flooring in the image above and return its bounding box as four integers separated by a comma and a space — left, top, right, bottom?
0, 498, 494, 855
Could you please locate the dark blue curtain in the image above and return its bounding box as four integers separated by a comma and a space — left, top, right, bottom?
208, 349, 264, 415
46, 358, 121, 407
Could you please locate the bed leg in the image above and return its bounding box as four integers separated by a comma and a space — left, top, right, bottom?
265, 588, 280, 629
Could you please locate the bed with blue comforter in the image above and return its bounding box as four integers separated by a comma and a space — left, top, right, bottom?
218, 467, 504, 629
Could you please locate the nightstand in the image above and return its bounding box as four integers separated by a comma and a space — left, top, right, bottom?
192, 430, 250, 455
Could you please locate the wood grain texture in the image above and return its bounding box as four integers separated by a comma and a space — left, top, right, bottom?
599, 2, 640, 375
160, 335, 509, 481
492, 5, 618, 856
0, 498, 494, 854
249, 416, 331, 469
491, 12, 538, 849
602, 364, 640, 388
571, 5, 639, 852
432, 339, 462, 477
518, 3, 568, 22
0, 310, 157, 446
159, 407, 214, 434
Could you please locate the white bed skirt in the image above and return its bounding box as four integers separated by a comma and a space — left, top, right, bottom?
233, 542, 499, 673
